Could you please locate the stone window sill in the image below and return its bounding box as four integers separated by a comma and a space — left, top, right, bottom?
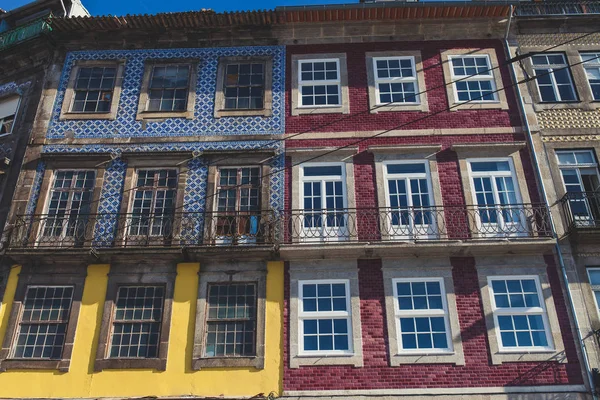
192, 355, 264, 370
0, 358, 71, 372
214, 108, 272, 118
94, 358, 167, 371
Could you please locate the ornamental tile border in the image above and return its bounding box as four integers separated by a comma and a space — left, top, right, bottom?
542, 135, 600, 142
46, 46, 285, 139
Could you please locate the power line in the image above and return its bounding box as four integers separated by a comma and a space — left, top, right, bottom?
38, 28, 600, 212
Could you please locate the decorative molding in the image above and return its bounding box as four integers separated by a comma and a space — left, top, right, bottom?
47, 47, 285, 139
542, 135, 600, 142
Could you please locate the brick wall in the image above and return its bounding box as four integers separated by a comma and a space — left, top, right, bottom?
285, 39, 521, 134
283, 257, 583, 391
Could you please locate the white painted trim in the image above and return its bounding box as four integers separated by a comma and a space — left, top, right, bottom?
531, 53, 577, 102
283, 385, 588, 397
448, 54, 499, 103
297, 58, 342, 108
372, 56, 420, 105
487, 275, 555, 353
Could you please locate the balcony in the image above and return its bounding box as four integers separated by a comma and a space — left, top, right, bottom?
5, 204, 552, 252
0, 17, 52, 52
560, 192, 600, 232
516, 1, 600, 17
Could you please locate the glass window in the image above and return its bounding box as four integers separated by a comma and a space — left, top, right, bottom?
298, 59, 341, 107
12, 286, 73, 359
385, 162, 436, 239
109, 286, 164, 358
489, 277, 551, 349
299, 280, 351, 353
557, 150, 600, 225
581, 52, 600, 101
588, 268, 600, 316
532, 54, 577, 102
223, 63, 264, 110
394, 279, 451, 351
0, 95, 19, 135
300, 164, 347, 240
147, 65, 190, 112
205, 283, 257, 357
43, 170, 95, 239
468, 159, 525, 235
214, 167, 261, 241
449, 55, 497, 102
71, 67, 116, 113
373, 57, 419, 104
129, 169, 177, 237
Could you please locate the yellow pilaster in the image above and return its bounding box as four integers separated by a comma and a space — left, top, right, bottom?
0, 265, 21, 348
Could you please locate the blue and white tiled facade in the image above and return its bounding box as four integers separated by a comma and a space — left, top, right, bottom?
26, 46, 286, 248
47, 46, 285, 138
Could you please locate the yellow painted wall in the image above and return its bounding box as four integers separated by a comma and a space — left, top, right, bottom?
0, 261, 284, 398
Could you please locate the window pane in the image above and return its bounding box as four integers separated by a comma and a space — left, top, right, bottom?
109, 286, 164, 358
303, 165, 342, 177
470, 161, 511, 172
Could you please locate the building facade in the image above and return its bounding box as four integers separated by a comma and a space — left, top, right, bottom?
512, 0, 600, 393
0, 9, 284, 399
0, 1, 595, 399
279, 2, 587, 399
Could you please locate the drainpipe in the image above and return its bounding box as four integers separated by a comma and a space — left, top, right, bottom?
503, 5, 596, 398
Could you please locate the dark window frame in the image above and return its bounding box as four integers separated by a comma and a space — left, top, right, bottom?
213, 56, 273, 118
94, 264, 175, 371
0, 264, 86, 372
192, 263, 266, 370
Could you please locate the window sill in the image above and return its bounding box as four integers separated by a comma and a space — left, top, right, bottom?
532, 101, 585, 112
449, 101, 508, 112
370, 103, 429, 113
290, 352, 363, 368
94, 357, 167, 371
192, 355, 264, 370
292, 105, 349, 116
0, 358, 71, 372
135, 110, 194, 120
214, 108, 272, 118
59, 111, 117, 121
390, 351, 465, 366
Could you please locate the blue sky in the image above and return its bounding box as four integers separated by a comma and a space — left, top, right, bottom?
4, 0, 454, 15
5, 0, 358, 15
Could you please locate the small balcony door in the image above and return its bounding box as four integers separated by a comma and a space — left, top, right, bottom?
557, 150, 600, 227
213, 166, 261, 244
128, 169, 177, 241
468, 159, 526, 237
41, 170, 95, 246
383, 161, 437, 240
300, 163, 348, 242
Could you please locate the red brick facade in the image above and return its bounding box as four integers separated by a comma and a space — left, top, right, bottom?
282, 38, 582, 392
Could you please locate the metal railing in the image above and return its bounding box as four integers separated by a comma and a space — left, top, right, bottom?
7, 204, 552, 249
0, 17, 52, 51
559, 192, 600, 231
516, 1, 600, 16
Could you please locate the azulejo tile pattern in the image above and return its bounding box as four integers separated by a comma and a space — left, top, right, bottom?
181, 158, 208, 245
25, 161, 46, 217
43, 140, 285, 211
0, 81, 30, 98
93, 158, 128, 247
47, 47, 285, 139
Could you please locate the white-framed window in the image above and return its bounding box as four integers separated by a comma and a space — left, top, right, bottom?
587, 268, 600, 318
532, 53, 577, 102
299, 163, 348, 241
298, 279, 352, 355
557, 150, 600, 226
467, 158, 526, 236
581, 52, 600, 101
449, 55, 497, 102
383, 161, 436, 239
42, 170, 96, 240
393, 278, 452, 353
128, 169, 178, 237
373, 57, 419, 105
298, 59, 341, 107
0, 95, 20, 136
488, 276, 552, 351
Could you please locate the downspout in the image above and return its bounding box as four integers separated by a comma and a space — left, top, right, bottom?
503, 5, 596, 398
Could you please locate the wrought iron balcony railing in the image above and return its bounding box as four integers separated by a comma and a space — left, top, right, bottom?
0, 17, 52, 51
559, 191, 600, 231
6, 204, 552, 250
516, 1, 600, 16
